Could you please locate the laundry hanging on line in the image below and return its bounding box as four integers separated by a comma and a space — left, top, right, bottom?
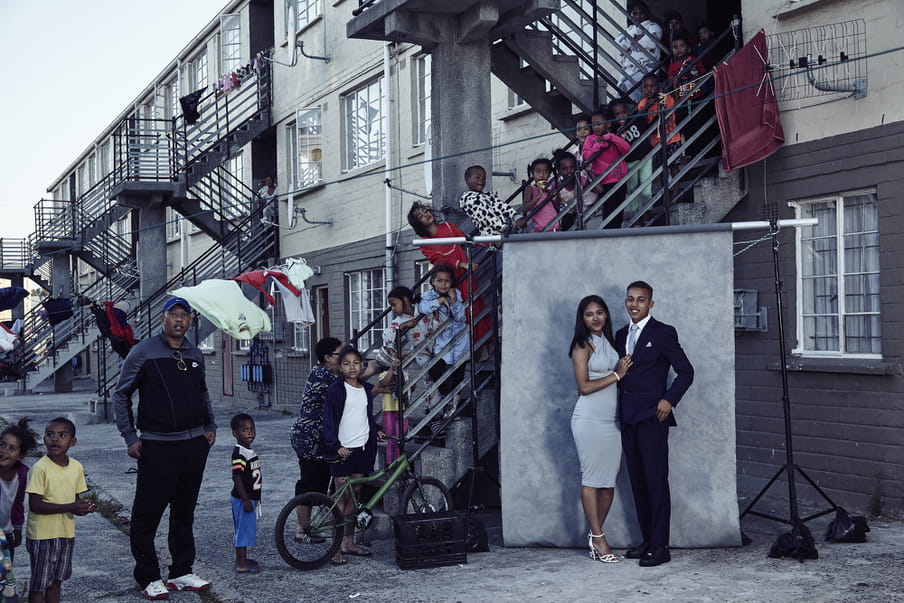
170, 280, 271, 340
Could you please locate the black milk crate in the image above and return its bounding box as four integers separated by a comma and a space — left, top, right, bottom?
393, 511, 467, 570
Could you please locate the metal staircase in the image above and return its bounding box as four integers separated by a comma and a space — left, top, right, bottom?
19, 51, 274, 391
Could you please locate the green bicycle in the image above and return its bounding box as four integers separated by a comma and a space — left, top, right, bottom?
274, 438, 452, 570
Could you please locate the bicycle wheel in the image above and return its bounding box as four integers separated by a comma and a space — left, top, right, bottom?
274, 492, 343, 570
401, 476, 452, 514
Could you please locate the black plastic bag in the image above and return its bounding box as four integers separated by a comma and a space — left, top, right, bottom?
768, 521, 818, 561
825, 507, 870, 543
465, 512, 489, 552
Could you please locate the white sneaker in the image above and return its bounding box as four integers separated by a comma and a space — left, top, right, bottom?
165, 573, 211, 592
141, 580, 169, 600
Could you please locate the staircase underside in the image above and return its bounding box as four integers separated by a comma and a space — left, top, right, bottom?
348, 0, 559, 44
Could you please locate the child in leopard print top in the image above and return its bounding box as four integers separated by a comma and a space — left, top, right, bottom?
459, 165, 516, 236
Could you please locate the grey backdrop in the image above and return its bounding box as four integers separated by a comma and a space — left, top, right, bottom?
499, 228, 742, 549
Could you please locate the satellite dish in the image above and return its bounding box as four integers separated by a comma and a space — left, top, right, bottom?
287, 2, 298, 64
423, 124, 432, 195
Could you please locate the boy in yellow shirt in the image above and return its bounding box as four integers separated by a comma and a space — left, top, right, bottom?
25, 418, 95, 603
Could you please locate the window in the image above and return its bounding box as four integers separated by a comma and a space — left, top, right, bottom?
507, 89, 526, 109
166, 206, 182, 240
414, 260, 432, 297
77, 165, 87, 196
199, 332, 215, 351
222, 152, 246, 219
289, 0, 320, 33
220, 14, 242, 74
189, 50, 208, 91
163, 79, 178, 120
87, 154, 97, 187
293, 321, 311, 352
294, 107, 322, 188
342, 78, 385, 171
346, 268, 386, 349
793, 190, 880, 356
99, 142, 111, 178
413, 54, 431, 146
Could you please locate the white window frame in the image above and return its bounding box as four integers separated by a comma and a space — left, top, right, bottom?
295, 107, 323, 188
220, 14, 242, 74
346, 268, 386, 350
222, 152, 246, 220
199, 332, 216, 351
414, 259, 432, 297
791, 189, 881, 358
288, 0, 321, 35
342, 77, 385, 171
188, 50, 208, 91
293, 320, 311, 352
413, 54, 431, 146
166, 206, 182, 240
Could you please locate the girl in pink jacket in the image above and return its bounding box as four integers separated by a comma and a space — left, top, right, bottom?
581, 108, 631, 229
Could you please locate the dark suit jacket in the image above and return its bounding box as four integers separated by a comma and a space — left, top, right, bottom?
616, 317, 694, 426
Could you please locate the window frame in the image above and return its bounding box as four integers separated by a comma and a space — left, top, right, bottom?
288, 0, 321, 35
188, 49, 208, 91
791, 188, 881, 359
342, 77, 386, 172
294, 107, 323, 188
345, 268, 386, 350
413, 54, 431, 147
220, 14, 242, 75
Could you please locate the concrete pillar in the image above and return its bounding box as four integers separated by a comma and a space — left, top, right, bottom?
51, 254, 73, 393
138, 203, 168, 301
431, 41, 493, 216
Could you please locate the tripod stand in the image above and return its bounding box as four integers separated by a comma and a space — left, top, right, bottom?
739, 220, 837, 557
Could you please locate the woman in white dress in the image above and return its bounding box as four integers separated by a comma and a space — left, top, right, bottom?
570, 295, 632, 563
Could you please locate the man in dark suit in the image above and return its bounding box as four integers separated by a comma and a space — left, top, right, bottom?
616, 281, 694, 567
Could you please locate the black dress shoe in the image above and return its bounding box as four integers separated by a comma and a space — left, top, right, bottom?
639, 546, 671, 567
625, 544, 648, 559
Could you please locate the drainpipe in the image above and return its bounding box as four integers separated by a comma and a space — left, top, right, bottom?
383, 42, 394, 290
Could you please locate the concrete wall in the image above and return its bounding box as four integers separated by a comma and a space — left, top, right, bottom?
742, 0, 904, 145
499, 228, 741, 548
727, 120, 904, 517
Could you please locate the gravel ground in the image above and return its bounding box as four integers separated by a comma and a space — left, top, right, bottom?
0, 385, 901, 602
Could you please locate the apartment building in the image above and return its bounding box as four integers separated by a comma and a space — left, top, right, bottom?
8, 0, 901, 518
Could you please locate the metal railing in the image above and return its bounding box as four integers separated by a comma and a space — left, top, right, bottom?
0, 239, 29, 271
173, 55, 272, 182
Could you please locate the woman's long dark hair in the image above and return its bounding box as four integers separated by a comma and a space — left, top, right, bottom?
569, 295, 617, 357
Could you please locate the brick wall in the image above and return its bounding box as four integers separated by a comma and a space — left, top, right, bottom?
726, 120, 904, 517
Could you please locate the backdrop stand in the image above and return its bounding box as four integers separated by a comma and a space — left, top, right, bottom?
739, 220, 837, 559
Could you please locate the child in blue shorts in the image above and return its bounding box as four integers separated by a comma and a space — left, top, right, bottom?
25, 417, 96, 603
231, 413, 262, 574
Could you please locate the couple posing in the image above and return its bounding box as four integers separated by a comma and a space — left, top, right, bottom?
569, 281, 694, 567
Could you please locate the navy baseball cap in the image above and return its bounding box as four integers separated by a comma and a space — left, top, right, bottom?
163, 297, 192, 314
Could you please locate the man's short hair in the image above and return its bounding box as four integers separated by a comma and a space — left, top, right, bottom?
627, 280, 654, 298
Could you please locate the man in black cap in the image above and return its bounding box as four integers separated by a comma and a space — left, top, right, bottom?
113, 297, 216, 600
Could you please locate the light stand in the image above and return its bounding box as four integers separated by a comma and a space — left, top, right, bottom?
739, 220, 837, 558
